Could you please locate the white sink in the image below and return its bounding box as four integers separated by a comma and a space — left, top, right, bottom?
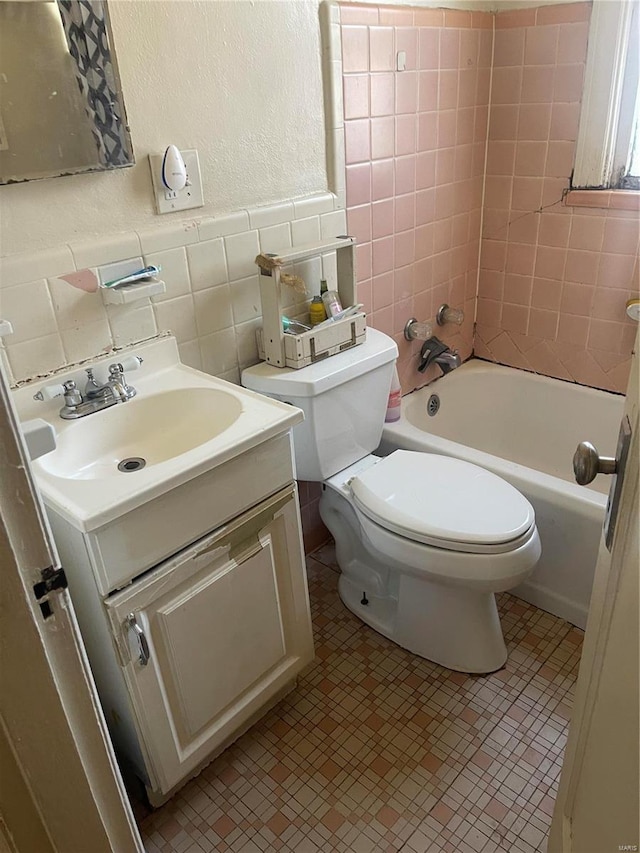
38, 388, 243, 480
13, 336, 303, 531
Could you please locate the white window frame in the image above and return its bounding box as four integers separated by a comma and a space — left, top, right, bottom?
573, 0, 639, 189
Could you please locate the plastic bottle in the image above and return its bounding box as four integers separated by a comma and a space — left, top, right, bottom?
309, 296, 326, 326
385, 367, 402, 422
322, 290, 343, 318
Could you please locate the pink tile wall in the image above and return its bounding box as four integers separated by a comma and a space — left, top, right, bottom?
478, 2, 639, 394
341, 4, 492, 393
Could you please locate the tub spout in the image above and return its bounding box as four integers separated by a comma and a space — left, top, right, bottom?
418, 337, 461, 375
434, 351, 462, 374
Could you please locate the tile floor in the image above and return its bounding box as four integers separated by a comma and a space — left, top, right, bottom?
139, 541, 583, 853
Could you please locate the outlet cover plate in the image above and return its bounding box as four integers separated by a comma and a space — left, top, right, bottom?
148, 148, 204, 215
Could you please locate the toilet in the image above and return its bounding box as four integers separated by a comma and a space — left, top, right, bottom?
242, 328, 541, 673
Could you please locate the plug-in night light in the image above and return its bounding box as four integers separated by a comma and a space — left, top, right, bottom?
161, 145, 187, 192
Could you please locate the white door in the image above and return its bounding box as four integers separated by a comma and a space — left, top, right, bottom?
0, 364, 143, 852
548, 333, 639, 853
105, 486, 314, 799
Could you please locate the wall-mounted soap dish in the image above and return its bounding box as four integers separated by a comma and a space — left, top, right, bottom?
101, 279, 166, 305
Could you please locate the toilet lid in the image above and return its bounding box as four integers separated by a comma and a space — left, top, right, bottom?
350, 451, 535, 549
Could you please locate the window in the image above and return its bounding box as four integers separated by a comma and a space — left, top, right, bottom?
573, 0, 640, 190
624, 72, 640, 186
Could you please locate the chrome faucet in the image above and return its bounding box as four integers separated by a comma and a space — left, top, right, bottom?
418, 336, 462, 375
84, 364, 136, 404
35, 362, 139, 420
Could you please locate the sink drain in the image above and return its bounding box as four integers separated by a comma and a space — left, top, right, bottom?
117, 457, 146, 473
427, 394, 440, 417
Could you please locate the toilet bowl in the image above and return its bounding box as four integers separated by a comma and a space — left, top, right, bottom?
321, 452, 541, 673
242, 327, 541, 673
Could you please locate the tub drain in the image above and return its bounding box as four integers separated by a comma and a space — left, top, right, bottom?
117, 457, 146, 473
427, 394, 440, 417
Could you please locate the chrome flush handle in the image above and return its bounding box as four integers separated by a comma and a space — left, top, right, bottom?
573, 441, 617, 485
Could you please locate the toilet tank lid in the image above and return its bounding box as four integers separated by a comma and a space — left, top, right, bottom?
242, 328, 398, 397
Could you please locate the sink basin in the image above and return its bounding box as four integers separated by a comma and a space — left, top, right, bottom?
13, 335, 303, 531
38, 388, 243, 480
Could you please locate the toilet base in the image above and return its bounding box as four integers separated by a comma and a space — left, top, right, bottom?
321, 486, 512, 674
338, 574, 507, 674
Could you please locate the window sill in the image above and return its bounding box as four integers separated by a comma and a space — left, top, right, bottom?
564, 189, 640, 211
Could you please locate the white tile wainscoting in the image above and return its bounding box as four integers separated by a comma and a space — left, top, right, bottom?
0, 192, 344, 554
0, 192, 346, 387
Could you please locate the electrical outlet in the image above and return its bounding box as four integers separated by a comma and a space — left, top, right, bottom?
148, 148, 204, 215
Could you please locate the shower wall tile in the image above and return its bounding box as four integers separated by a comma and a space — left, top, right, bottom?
339, 0, 636, 396
479, 2, 638, 394
340, 2, 489, 394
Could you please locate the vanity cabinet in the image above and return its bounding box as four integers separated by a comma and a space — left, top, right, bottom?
45, 432, 314, 804
105, 486, 311, 798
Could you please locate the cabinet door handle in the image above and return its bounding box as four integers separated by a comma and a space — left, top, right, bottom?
126, 613, 150, 667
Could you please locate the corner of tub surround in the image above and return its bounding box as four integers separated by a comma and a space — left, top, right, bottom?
473, 326, 633, 396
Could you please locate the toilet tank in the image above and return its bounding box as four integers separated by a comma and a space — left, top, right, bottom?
242, 328, 398, 481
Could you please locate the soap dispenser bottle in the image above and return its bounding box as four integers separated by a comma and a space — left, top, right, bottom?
385, 368, 402, 422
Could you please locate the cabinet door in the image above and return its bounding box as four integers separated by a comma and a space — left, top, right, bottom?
105, 487, 313, 796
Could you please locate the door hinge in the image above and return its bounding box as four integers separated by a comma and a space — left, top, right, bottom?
33, 566, 68, 619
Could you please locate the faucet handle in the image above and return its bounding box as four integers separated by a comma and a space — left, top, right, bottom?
404, 318, 434, 342
62, 380, 83, 408
34, 382, 67, 402
115, 355, 143, 372
436, 304, 464, 327
107, 361, 138, 401
34, 378, 85, 404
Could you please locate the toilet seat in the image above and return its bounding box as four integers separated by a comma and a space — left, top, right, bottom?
350, 450, 535, 555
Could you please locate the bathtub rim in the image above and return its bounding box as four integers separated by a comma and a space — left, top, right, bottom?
381, 416, 607, 513
379, 359, 624, 629
388, 357, 622, 508
409, 356, 626, 403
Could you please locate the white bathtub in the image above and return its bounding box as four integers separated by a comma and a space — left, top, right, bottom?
379, 359, 625, 629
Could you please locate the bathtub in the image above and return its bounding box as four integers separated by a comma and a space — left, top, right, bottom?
379, 359, 625, 629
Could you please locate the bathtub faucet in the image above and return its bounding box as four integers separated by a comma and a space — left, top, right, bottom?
418, 336, 461, 375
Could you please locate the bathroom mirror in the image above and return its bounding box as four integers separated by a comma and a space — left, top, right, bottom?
0, 0, 133, 185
